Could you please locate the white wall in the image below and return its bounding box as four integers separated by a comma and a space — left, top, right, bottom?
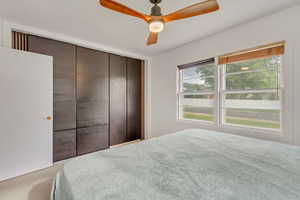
150, 5, 300, 145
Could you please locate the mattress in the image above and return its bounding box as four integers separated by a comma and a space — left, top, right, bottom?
51, 129, 300, 200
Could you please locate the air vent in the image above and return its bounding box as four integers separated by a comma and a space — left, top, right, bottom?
12, 31, 28, 51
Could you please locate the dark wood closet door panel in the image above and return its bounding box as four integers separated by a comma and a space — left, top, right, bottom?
76, 47, 109, 101
76, 47, 109, 128
27, 36, 76, 101
127, 58, 142, 141
28, 35, 76, 131
53, 60, 76, 102
77, 125, 109, 155
54, 101, 77, 131
77, 100, 108, 128
27, 35, 76, 67
53, 129, 76, 162
109, 54, 127, 146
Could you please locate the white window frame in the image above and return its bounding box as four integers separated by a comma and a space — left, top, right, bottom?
219, 56, 283, 132
177, 60, 217, 124
177, 56, 283, 134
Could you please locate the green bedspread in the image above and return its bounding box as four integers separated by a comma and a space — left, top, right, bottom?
51, 129, 300, 200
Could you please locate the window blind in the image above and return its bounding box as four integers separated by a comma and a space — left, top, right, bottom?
178, 58, 215, 70
218, 41, 285, 65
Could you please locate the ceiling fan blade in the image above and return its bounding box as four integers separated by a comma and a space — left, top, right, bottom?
100, 0, 151, 22
147, 32, 158, 46
162, 0, 219, 22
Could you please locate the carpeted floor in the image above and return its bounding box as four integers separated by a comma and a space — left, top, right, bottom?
0, 140, 140, 200
0, 162, 63, 200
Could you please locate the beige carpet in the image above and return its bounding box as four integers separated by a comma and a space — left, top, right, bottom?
0, 162, 63, 200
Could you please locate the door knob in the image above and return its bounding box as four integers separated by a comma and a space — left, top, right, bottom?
46, 116, 52, 120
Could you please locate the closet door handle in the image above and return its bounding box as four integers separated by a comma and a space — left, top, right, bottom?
46, 116, 52, 120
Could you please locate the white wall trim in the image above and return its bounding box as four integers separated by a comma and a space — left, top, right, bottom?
295, 39, 300, 145
144, 59, 152, 139
0, 19, 3, 47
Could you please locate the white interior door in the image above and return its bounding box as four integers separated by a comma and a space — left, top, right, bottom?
0, 47, 53, 181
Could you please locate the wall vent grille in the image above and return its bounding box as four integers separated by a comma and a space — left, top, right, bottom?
12, 31, 28, 51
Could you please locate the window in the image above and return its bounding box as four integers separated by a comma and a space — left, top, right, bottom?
177, 41, 284, 132
178, 59, 216, 123
221, 56, 282, 130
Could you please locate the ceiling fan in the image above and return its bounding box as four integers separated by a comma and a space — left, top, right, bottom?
99, 0, 219, 46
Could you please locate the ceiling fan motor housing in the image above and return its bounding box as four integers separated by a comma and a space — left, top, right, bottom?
151, 5, 162, 16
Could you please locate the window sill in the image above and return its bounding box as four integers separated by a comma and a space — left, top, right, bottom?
178, 119, 223, 133
177, 119, 215, 126
177, 119, 284, 138
221, 123, 283, 136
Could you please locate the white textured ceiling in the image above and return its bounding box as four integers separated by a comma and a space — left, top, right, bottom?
0, 0, 299, 56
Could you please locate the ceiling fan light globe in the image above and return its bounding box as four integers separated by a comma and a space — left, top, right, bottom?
149, 21, 164, 33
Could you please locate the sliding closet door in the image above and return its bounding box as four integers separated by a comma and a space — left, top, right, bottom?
76, 47, 109, 155
109, 54, 127, 146
27, 35, 77, 162
127, 58, 142, 141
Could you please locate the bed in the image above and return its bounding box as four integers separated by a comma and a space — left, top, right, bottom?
51, 129, 300, 200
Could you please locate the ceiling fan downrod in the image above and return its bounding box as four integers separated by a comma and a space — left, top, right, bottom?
150, 0, 162, 5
